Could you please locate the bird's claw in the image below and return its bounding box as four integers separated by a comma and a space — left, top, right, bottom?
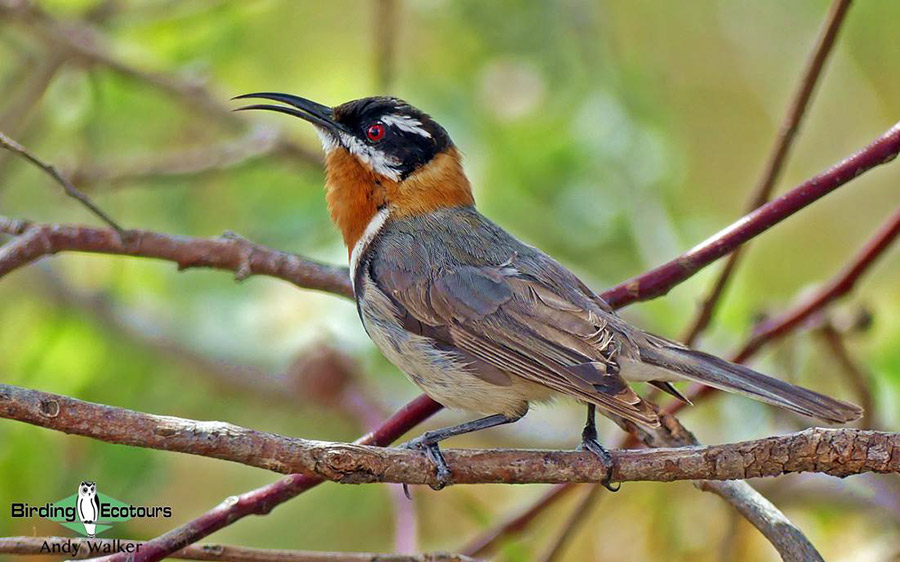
401, 437, 452, 497
579, 438, 621, 492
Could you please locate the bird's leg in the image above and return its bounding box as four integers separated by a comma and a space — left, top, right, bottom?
402, 413, 520, 495
580, 404, 620, 492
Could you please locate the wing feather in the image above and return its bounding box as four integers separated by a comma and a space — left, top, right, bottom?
370, 259, 659, 427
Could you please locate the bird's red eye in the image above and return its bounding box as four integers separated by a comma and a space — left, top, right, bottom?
366, 123, 385, 142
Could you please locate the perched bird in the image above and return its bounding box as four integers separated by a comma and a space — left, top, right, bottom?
235, 93, 862, 490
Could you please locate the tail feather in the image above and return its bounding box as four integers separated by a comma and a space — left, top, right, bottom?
639, 345, 862, 424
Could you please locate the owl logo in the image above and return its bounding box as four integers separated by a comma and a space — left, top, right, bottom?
76, 481, 99, 538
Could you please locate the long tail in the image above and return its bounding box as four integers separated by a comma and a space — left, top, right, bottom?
638, 344, 862, 423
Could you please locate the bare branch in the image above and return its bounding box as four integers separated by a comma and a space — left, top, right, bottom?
603, 120, 900, 308
1, 383, 897, 487
682, 0, 854, 345
0, 216, 353, 298
0, 537, 477, 562
0, 130, 125, 233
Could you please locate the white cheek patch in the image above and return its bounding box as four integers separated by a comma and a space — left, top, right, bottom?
382, 114, 432, 138
341, 133, 402, 181
315, 127, 402, 180
316, 128, 339, 153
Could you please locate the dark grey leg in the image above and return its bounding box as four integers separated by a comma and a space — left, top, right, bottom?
402, 413, 520, 495
580, 404, 620, 492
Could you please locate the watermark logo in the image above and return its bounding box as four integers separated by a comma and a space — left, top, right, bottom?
10, 480, 173, 555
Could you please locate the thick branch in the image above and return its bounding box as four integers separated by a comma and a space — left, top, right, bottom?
92, 394, 442, 562
0, 537, 475, 562
1, 384, 897, 486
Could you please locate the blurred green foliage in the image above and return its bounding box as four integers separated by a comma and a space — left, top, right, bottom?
1, 1, 898, 560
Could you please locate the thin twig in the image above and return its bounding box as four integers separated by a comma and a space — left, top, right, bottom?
460, 485, 575, 558
0, 537, 477, 562
535, 486, 603, 562
0, 131, 126, 233
818, 322, 877, 429
681, 0, 855, 345
1, 383, 897, 486
735, 207, 900, 363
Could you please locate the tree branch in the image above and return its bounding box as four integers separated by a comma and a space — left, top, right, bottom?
0, 537, 476, 562
681, 0, 854, 345
0, 216, 353, 298
88, 394, 442, 562
1, 384, 897, 486
735, 207, 900, 363
603, 120, 900, 308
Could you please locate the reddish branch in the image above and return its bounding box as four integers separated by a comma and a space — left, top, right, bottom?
735, 208, 900, 363
2, 383, 897, 486
603, 120, 900, 308
620, 208, 900, 435
681, 0, 854, 345
0, 537, 474, 562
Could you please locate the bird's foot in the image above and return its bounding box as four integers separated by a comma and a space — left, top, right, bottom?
400, 436, 452, 498
578, 437, 620, 492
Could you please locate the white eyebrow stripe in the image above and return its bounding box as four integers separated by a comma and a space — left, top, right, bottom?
382, 114, 432, 138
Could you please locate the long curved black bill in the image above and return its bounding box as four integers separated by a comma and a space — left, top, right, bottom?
233, 92, 346, 136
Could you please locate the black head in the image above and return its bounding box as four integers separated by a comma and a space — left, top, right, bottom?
234, 93, 452, 181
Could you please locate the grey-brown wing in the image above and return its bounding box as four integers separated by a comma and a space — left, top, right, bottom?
372, 259, 660, 427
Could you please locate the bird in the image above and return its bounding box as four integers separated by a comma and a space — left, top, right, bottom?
234, 92, 863, 491
76, 480, 99, 537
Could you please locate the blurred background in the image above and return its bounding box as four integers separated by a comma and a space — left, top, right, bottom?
1, 1, 899, 560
